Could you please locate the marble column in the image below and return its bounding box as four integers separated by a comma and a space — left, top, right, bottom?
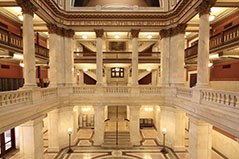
93, 105, 105, 145
19, 116, 44, 159
64, 29, 75, 86
189, 116, 212, 159
58, 106, 75, 149
129, 105, 141, 145
95, 29, 104, 85
131, 29, 140, 86
159, 30, 170, 86
48, 109, 60, 152
170, 24, 186, 86
151, 70, 157, 85
47, 24, 64, 87
20, 2, 37, 88
196, 1, 215, 88
160, 107, 186, 151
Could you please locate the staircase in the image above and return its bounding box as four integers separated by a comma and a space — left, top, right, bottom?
102, 131, 132, 148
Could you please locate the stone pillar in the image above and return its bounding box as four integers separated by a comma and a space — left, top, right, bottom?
19, 116, 44, 159
196, 0, 216, 88
47, 24, 64, 87
131, 29, 140, 86
63, 29, 75, 86
129, 105, 141, 145
189, 116, 212, 159
159, 30, 170, 86
58, 106, 75, 149
18, 0, 37, 88
170, 24, 187, 86
93, 105, 105, 145
160, 107, 186, 151
48, 109, 60, 152
95, 29, 104, 85
151, 70, 157, 85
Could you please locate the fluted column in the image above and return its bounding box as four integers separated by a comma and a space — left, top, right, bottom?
129, 105, 141, 145
95, 29, 104, 85
17, 0, 37, 88
189, 116, 212, 159
19, 116, 44, 159
196, 0, 216, 88
93, 105, 105, 145
131, 29, 140, 86
159, 30, 170, 86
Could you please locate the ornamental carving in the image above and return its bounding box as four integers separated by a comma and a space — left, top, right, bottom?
64, 29, 75, 38
16, 0, 38, 16
94, 29, 104, 38
47, 23, 74, 38
131, 29, 140, 38
160, 23, 187, 38
196, 0, 217, 16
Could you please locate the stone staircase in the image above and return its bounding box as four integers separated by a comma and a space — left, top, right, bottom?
102, 131, 132, 148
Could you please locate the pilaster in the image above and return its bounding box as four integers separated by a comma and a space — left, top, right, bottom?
129, 105, 141, 146
131, 29, 140, 86
95, 29, 104, 85
93, 105, 105, 145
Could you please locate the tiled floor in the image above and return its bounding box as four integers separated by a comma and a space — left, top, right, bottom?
7, 128, 226, 159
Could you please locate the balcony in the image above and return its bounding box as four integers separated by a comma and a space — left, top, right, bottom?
185, 24, 239, 60
74, 51, 161, 63
0, 27, 49, 59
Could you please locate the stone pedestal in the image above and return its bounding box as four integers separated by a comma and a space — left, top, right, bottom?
160, 107, 185, 151
129, 105, 141, 145
19, 117, 44, 159
93, 105, 105, 145
189, 117, 212, 159
131, 29, 140, 86
95, 29, 104, 85
22, 13, 37, 88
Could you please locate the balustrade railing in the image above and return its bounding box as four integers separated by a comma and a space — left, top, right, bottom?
139, 86, 162, 94
73, 86, 96, 94
0, 27, 49, 58
201, 89, 239, 109
0, 90, 32, 107
104, 86, 131, 94
185, 24, 239, 58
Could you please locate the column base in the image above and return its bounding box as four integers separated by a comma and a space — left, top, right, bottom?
173, 146, 186, 151
47, 147, 60, 152
195, 83, 209, 88
22, 84, 38, 89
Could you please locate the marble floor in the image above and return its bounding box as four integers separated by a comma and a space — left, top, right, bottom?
6, 128, 226, 159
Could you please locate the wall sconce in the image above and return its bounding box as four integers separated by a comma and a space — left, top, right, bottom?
82, 107, 91, 112
144, 107, 153, 111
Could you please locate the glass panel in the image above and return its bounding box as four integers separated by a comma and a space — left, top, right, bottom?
5, 141, 11, 151
4, 130, 11, 143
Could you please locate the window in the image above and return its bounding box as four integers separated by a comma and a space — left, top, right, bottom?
111, 68, 124, 78
0, 128, 16, 157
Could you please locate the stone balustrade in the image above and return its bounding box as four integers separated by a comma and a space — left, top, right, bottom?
0, 90, 32, 107
41, 88, 58, 99
176, 87, 193, 100
201, 89, 239, 109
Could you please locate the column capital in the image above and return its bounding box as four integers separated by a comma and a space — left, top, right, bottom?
94, 29, 104, 38
47, 23, 62, 35
16, 0, 37, 16
64, 29, 75, 38
196, 0, 216, 17
160, 23, 187, 38
131, 29, 140, 38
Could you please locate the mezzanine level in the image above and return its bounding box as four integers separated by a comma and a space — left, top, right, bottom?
0, 85, 238, 138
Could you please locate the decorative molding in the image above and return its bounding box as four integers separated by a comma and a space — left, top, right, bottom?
47, 23, 74, 38
16, 0, 38, 16
195, 0, 217, 17
160, 23, 187, 38
131, 29, 140, 38
94, 29, 104, 38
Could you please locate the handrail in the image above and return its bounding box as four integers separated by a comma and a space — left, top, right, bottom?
0, 27, 49, 58
185, 24, 239, 58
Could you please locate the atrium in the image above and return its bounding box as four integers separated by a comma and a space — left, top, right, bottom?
0, 0, 239, 159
